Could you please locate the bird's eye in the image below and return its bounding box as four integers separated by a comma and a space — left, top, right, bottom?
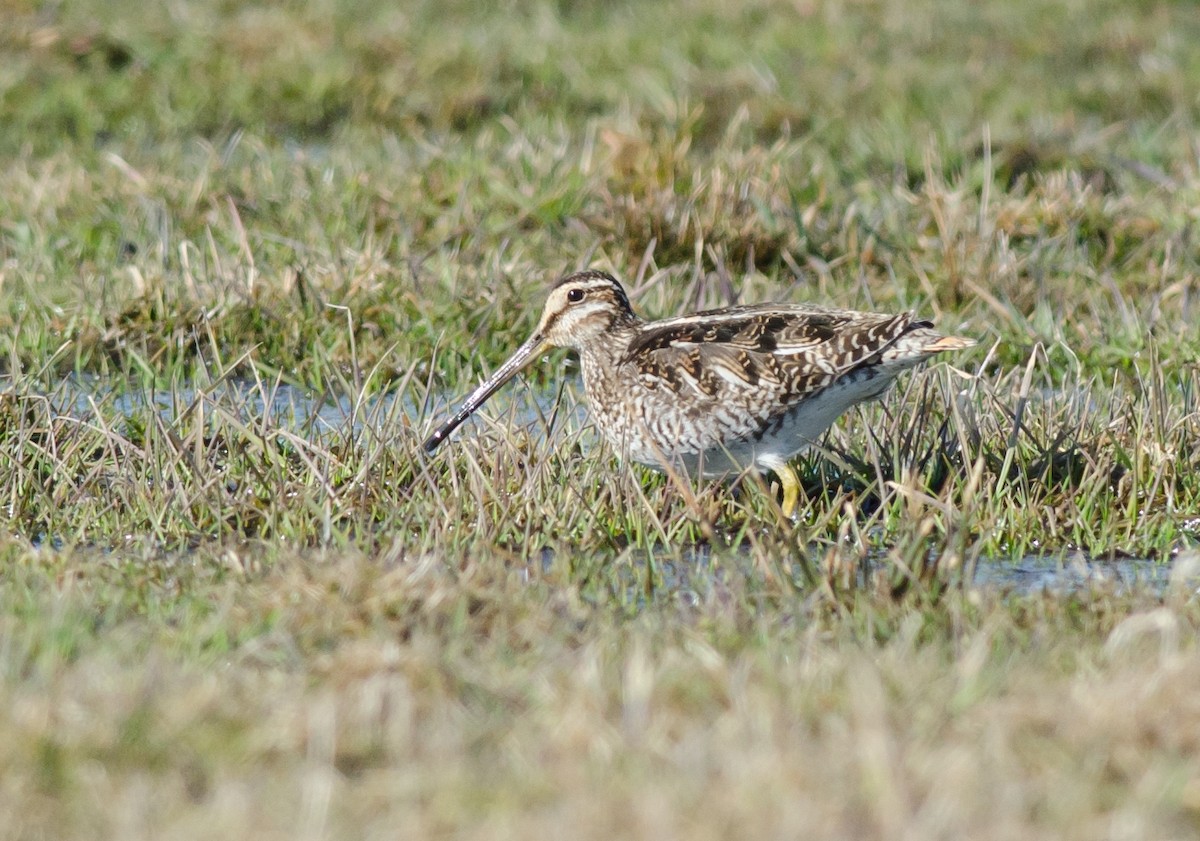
567, 288, 585, 303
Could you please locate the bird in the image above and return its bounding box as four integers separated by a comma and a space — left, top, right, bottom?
423, 270, 974, 517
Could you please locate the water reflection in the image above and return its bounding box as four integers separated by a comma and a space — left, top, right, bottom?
49, 371, 578, 438
14, 375, 1190, 598
968, 553, 1173, 593
541, 544, 1182, 601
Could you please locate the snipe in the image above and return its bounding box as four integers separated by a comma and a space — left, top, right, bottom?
424, 271, 974, 517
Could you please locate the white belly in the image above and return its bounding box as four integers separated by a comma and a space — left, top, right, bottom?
606, 371, 897, 479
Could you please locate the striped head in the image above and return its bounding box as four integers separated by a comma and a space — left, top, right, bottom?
536, 270, 637, 350
422, 270, 636, 453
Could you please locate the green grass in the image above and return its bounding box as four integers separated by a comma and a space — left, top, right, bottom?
1, 0, 1200, 836
4, 541, 1200, 838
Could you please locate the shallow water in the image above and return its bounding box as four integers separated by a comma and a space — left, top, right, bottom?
58, 374, 380, 432
18, 375, 1191, 598
968, 554, 1175, 593
536, 543, 1182, 601
50, 372, 575, 439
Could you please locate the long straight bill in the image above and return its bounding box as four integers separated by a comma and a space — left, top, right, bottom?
422, 333, 551, 453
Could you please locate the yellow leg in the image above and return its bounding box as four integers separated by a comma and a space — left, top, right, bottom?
760, 457, 801, 518
776, 462, 801, 519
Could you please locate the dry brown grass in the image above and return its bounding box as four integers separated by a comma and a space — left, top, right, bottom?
3, 545, 1200, 840
2, 0, 1200, 836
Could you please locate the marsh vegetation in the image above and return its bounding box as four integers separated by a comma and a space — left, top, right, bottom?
1, 0, 1198, 837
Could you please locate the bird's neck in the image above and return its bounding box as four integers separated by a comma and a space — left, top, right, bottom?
577, 317, 641, 379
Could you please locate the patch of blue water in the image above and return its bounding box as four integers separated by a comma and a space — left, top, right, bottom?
45, 372, 587, 441
968, 554, 1174, 594
532, 543, 1183, 600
